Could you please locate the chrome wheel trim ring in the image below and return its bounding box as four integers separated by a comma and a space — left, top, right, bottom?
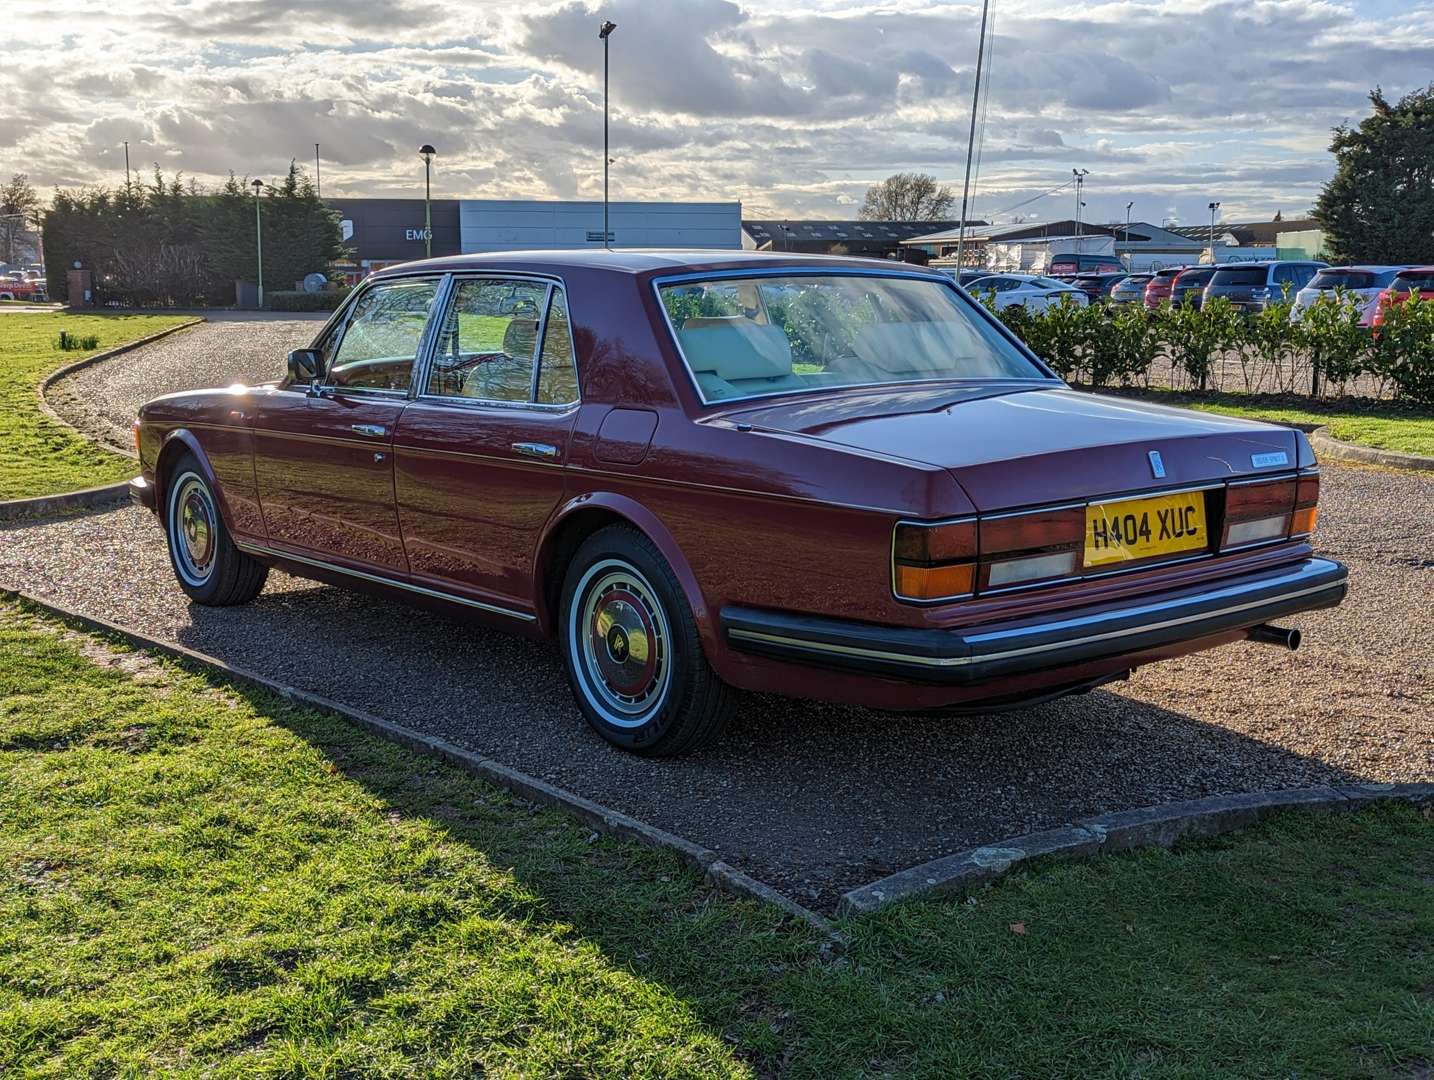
569, 559, 672, 729
168, 471, 217, 587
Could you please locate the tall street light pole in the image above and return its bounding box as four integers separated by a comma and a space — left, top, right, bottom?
1207, 201, 1221, 264
599, 20, 617, 250
1072, 168, 1088, 247
419, 145, 436, 258
251, 179, 265, 310
315, 143, 321, 199
1124, 200, 1133, 269
953, 0, 990, 271
123, 140, 131, 190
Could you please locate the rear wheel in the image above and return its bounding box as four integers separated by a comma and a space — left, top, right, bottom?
164, 454, 268, 606
560, 525, 734, 755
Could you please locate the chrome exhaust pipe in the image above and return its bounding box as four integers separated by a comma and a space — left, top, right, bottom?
1248, 623, 1301, 651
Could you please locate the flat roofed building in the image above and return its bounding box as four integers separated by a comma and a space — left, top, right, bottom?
459, 200, 741, 253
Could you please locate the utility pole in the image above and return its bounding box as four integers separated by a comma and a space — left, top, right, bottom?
599, 20, 617, 249
251, 179, 265, 309
315, 143, 321, 199
953, 0, 990, 271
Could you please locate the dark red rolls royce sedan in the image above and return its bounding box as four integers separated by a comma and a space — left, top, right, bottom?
131, 251, 1347, 755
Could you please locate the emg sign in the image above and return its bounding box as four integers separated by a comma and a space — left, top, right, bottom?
405, 228, 433, 242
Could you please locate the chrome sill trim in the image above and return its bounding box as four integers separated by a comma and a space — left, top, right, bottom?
234, 541, 537, 622
728, 574, 1343, 670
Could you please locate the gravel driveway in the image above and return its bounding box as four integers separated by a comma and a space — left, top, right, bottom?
3, 463, 1429, 912
16, 316, 1434, 910
47, 312, 324, 453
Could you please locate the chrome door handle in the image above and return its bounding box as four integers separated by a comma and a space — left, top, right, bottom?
512, 441, 560, 461
350, 423, 387, 438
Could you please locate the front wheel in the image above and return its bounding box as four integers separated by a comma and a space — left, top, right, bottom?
559, 526, 734, 755
164, 454, 268, 606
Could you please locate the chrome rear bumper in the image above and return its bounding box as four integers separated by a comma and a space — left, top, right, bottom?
721, 557, 1348, 684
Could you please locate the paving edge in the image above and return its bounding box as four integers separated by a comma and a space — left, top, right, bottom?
0, 319, 205, 523
0, 585, 841, 943
1310, 425, 1434, 472
837, 783, 1434, 916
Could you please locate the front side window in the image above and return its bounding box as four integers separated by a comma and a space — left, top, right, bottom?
328, 277, 439, 391
658, 273, 1047, 404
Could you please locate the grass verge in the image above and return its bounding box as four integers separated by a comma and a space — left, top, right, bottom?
1108, 387, 1434, 457
1, 598, 1430, 1076
0, 312, 193, 500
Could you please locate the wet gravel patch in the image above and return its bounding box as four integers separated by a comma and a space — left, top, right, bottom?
47, 312, 323, 453
2, 463, 1428, 912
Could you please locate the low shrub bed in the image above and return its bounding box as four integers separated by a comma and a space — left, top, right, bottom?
265, 288, 349, 312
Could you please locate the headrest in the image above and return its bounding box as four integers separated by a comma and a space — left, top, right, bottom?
502, 318, 540, 361
677, 318, 793, 381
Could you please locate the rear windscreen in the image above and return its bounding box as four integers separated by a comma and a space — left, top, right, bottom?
1210, 267, 1267, 287
1310, 270, 1374, 289
1177, 269, 1216, 285
1393, 273, 1434, 291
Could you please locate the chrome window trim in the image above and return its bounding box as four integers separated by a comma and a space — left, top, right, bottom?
412, 272, 582, 410
648, 266, 1061, 408
308, 273, 448, 400
234, 540, 536, 622
730, 573, 1343, 670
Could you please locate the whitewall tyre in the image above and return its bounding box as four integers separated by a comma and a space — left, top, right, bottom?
164, 454, 268, 606
560, 525, 734, 755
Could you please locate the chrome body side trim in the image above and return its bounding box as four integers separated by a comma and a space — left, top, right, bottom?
234, 540, 537, 622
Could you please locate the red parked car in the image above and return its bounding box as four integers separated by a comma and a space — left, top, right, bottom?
131, 251, 1347, 755
1369, 266, 1434, 327
1142, 266, 1187, 309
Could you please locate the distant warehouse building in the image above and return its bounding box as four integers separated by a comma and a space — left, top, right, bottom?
327, 198, 742, 278
742, 219, 965, 261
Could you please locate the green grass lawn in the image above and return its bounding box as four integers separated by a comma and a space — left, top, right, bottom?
2, 598, 1431, 1076
0, 313, 194, 500
1108, 388, 1434, 457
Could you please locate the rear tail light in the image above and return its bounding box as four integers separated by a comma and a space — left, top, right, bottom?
892, 520, 976, 601
1222, 478, 1293, 547
1291, 470, 1320, 537
977, 507, 1084, 590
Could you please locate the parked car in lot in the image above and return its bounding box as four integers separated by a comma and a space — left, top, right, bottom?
1142, 267, 1187, 309
966, 273, 1089, 312
1070, 272, 1128, 304
935, 268, 998, 289
131, 251, 1347, 755
1368, 266, 1434, 327
1171, 266, 1218, 309
1109, 274, 1153, 306
1292, 266, 1405, 322
1203, 260, 1327, 314
1047, 252, 1127, 276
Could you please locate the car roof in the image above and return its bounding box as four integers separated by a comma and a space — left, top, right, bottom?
370, 248, 949, 280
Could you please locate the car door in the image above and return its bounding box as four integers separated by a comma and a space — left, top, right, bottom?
251, 275, 442, 576
392, 275, 581, 615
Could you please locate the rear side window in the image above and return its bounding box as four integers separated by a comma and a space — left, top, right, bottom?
1210, 267, 1267, 287
1393, 272, 1434, 291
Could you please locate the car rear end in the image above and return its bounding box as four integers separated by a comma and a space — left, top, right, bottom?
1204, 264, 1273, 313
1171, 267, 1216, 309
1142, 268, 1183, 309
1371, 267, 1434, 327
1110, 275, 1151, 306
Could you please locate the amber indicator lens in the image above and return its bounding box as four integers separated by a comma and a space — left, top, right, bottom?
892, 520, 977, 601
1291, 471, 1320, 537
894, 562, 976, 601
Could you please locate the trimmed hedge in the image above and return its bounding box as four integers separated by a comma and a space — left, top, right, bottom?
983, 290, 1434, 406
265, 289, 350, 312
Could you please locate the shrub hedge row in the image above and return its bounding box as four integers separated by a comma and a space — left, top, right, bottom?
984, 291, 1434, 406
265, 289, 350, 312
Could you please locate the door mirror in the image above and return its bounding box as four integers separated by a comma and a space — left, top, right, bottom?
287, 348, 325, 384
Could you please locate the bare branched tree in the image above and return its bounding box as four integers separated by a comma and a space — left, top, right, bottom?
858, 172, 956, 221
0, 174, 41, 265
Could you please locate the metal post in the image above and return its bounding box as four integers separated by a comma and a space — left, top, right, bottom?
599, 20, 617, 250
419, 145, 436, 259
315, 143, 321, 199
123, 140, 130, 190
953, 0, 990, 271
252, 180, 264, 310
1207, 201, 1220, 264
1125, 201, 1133, 268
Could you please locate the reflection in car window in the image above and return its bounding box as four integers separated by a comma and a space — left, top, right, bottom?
535, 289, 579, 405
329, 278, 439, 391
659, 273, 1045, 404
428, 279, 548, 402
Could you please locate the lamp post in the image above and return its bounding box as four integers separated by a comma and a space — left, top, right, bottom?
315, 143, 321, 199
953, 0, 991, 271
1124, 200, 1133, 270
1207, 201, 1221, 264
123, 140, 131, 190
1072, 168, 1089, 246
251, 179, 265, 310
419, 145, 436, 258
599, 20, 617, 250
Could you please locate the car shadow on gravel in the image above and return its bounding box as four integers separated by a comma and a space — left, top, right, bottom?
167, 579, 1370, 913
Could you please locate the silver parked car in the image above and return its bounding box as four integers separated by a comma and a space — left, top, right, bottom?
1291, 265, 1407, 322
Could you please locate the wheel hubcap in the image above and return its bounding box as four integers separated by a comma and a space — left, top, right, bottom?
170, 475, 216, 584
574, 564, 671, 727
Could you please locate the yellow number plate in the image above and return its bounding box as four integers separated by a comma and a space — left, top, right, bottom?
1084, 491, 1207, 568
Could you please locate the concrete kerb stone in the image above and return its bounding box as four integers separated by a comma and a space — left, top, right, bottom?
838, 784, 1433, 917
2, 585, 840, 943
1310, 426, 1434, 472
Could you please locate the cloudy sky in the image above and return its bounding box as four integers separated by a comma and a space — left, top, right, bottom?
5, 0, 1433, 227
